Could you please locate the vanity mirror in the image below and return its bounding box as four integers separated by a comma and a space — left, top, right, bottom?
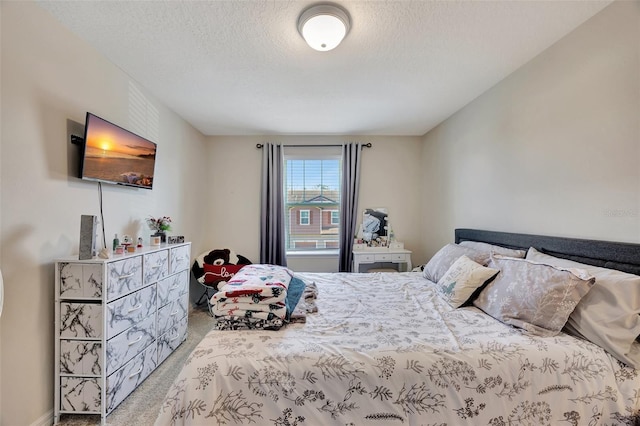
357, 207, 390, 246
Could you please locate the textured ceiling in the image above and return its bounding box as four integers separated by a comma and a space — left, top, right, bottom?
36, 0, 612, 136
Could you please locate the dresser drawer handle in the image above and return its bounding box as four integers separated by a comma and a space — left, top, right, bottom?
170, 310, 179, 316
174, 256, 186, 261
128, 304, 142, 313
117, 273, 134, 280
128, 336, 142, 346
170, 333, 181, 341
169, 284, 180, 290
151, 264, 163, 269
128, 367, 143, 378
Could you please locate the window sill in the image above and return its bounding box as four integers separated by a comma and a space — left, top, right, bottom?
286, 250, 339, 257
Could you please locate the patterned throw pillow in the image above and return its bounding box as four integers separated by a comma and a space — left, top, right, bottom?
435, 255, 499, 308
423, 244, 491, 283
473, 256, 595, 337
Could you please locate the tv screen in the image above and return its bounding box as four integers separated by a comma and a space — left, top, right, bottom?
80, 112, 157, 189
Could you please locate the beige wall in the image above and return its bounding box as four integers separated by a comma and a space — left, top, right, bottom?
0, 2, 207, 425
420, 0, 640, 258
204, 135, 425, 269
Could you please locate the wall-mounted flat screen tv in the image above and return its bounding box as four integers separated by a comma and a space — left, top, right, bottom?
80, 112, 157, 189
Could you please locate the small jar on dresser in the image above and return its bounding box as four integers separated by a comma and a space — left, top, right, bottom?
53, 242, 190, 424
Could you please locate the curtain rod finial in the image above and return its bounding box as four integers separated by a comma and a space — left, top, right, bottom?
256, 143, 264, 149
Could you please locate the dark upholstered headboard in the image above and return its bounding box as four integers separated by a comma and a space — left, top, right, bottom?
455, 228, 640, 276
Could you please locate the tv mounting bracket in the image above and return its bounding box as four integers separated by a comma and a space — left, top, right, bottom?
70, 135, 84, 145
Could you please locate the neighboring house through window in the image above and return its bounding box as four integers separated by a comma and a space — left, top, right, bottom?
284, 148, 341, 251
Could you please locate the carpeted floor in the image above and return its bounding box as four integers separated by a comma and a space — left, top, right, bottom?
57, 304, 214, 426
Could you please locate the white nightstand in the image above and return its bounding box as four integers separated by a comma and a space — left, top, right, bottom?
352, 248, 412, 272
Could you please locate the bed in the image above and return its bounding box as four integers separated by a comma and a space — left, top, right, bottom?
155, 229, 640, 425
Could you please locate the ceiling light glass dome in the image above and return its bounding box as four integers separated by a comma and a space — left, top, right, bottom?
298, 4, 351, 52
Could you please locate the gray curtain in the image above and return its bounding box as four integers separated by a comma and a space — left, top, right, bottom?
338, 143, 363, 272
260, 143, 287, 266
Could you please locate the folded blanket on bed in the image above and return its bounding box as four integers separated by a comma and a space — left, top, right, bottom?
211, 265, 295, 329
212, 302, 287, 318
214, 278, 305, 321
214, 315, 284, 330
212, 264, 293, 304
213, 292, 287, 306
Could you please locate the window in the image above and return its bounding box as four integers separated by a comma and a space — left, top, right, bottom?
330, 210, 339, 225
284, 150, 341, 252
300, 210, 310, 225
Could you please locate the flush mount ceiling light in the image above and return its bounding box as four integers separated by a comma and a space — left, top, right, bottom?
298, 4, 351, 52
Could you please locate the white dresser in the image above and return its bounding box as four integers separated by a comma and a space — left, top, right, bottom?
352, 247, 412, 272
53, 242, 190, 424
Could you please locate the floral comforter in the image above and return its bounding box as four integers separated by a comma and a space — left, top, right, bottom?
155, 272, 640, 425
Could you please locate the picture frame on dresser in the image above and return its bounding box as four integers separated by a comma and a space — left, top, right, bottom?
53, 242, 191, 424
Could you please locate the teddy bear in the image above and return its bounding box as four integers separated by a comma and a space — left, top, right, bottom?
203, 248, 252, 266
191, 248, 252, 286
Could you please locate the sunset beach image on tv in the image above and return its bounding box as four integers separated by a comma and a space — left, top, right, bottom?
81, 113, 157, 189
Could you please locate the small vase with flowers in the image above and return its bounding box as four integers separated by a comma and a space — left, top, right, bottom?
146, 216, 172, 244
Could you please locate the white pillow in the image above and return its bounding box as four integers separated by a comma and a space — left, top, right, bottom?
435, 255, 499, 308
459, 241, 526, 258
526, 247, 640, 368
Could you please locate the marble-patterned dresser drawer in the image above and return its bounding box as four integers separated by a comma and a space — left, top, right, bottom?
60, 302, 102, 338
106, 343, 157, 414
169, 245, 190, 274
143, 250, 169, 285
157, 315, 187, 365
60, 340, 101, 375
157, 293, 188, 337
106, 284, 156, 338
157, 270, 188, 308
105, 314, 156, 375
106, 256, 143, 301
60, 376, 101, 413
59, 263, 102, 298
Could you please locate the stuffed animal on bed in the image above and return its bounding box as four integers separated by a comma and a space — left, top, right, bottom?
191, 248, 252, 289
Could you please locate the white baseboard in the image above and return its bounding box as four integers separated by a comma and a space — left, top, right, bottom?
30, 409, 53, 426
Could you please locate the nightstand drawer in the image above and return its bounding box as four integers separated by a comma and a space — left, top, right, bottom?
359, 254, 375, 262
392, 253, 408, 262
374, 253, 392, 262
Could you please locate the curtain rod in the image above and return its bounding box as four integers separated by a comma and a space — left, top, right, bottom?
256, 143, 372, 149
